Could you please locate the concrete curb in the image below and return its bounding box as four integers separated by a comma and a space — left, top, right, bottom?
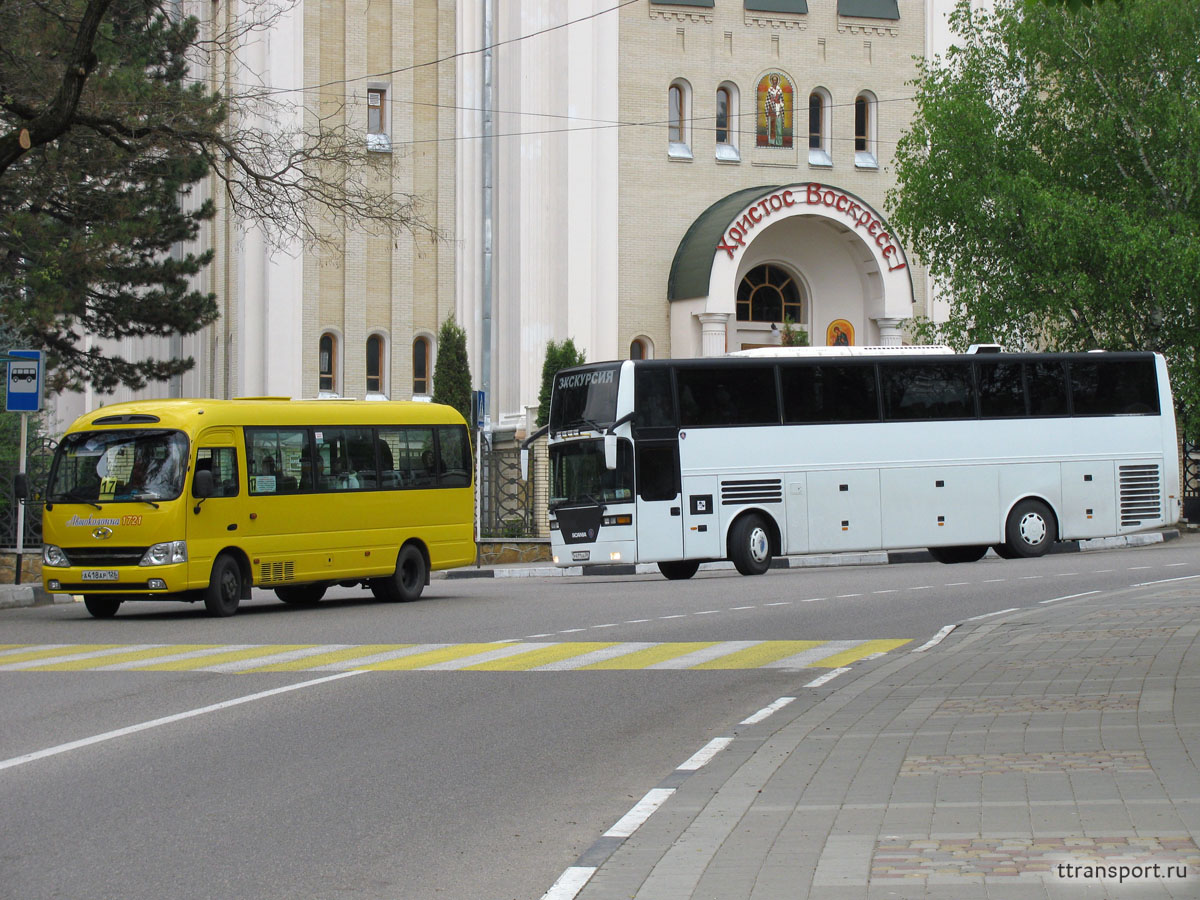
446, 528, 1179, 579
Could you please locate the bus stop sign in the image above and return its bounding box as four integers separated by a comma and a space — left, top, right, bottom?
6, 349, 43, 412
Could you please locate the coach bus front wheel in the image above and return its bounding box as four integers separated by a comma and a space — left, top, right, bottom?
729, 513, 772, 576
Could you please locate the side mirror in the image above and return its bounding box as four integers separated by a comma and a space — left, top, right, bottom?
193, 469, 214, 499
603, 433, 617, 471
13, 472, 28, 501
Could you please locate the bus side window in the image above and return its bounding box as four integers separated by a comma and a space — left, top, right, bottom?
195, 448, 239, 497
637, 444, 678, 502
377, 427, 405, 488
437, 426, 471, 487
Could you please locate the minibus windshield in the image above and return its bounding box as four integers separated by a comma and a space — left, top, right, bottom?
48, 429, 189, 504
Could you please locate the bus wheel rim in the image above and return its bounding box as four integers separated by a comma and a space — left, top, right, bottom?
750, 527, 769, 562
1018, 513, 1046, 545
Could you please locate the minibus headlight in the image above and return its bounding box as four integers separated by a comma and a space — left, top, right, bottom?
140, 541, 188, 566
43, 544, 70, 567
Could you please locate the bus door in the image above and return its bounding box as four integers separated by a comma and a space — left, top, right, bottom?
635, 440, 685, 561
187, 429, 242, 585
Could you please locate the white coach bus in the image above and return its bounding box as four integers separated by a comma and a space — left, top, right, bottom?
545, 347, 1180, 579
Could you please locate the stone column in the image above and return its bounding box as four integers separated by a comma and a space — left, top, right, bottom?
697, 312, 730, 357
874, 317, 904, 347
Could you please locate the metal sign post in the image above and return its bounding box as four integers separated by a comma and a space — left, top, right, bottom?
6, 350, 44, 585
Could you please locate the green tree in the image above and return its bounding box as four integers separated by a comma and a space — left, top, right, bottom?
432, 315, 472, 424
1, 0, 431, 392
536, 338, 587, 427
888, 0, 1200, 432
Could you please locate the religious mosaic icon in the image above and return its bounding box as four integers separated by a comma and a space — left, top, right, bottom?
757, 72, 792, 148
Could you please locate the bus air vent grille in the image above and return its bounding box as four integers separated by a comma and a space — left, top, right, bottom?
720, 478, 783, 506
259, 561, 296, 583
1119, 464, 1162, 526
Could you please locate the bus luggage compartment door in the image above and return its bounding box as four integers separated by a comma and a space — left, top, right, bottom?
682, 475, 720, 559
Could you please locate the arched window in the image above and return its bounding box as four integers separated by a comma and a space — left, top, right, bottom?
715, 82, 740, 161
736, 264, 804, 324
412, 336, 430, 395
366, 334, 385, 395
668, 79, 692, 159
808, 88, 832, 166
319, 332, 337, 394
855, 92, 878, 168
630, 338, 647, 360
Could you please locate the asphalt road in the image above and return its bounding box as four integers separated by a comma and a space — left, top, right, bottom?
1, 537, 1195, 900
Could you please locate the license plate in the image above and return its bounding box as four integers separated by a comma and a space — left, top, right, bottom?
572, 551, 590, 561
81, 570, 119, 582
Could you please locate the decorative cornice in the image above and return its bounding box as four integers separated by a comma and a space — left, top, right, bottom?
745, 15, 808, 30
837, 21, 899, 36
649, 8, 714, 24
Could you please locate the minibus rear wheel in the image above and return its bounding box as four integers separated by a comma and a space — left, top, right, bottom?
84, 595, 122, 619
376, 544, 427, 603
276, 584, 326, 606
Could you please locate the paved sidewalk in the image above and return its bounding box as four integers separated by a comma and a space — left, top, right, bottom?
564, 575, 1200, 898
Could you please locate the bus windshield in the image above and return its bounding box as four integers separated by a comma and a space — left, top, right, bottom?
549, 363, 622, 434
48, 429, 189, 504
549, 439, 634, 509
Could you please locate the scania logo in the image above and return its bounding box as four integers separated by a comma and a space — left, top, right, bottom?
92, 526, 113, 540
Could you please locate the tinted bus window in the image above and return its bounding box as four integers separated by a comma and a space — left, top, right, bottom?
1027, 361, 1069, 417
1071, 358, 1159, 416
881, 362, 975, 420
977, 361, 1026, 418
781, 364, 878, 423
677, 366, 778, 426
634, 366, 677, 429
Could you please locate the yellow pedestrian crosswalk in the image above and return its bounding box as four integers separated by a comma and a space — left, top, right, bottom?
0, 639, 910, 675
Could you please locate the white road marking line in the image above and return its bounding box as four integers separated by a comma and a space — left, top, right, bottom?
695, 610, 720, 615
765, 601, 792, 606
526, 633, 554, 639
836, 593, 862, 598
873, 590, 898, 595
762, 641, 860, 670
1133, 574, 1200, 587
1128, 566, 1153, 570
1166, 563, 1188, 568
604, 788, 676, 838
646, 641, 763, 670
531, 642, 658, 672
983, 578, 1007, 583
911, 586, 932, 591
592, 623, 618, 629
559, 628, 587, 634
800, 597, 823, 603
1020, 576, 1043, 580
1041, 591, 1100, 604
912, 624, 956, 652
965, 607, 1019, 621
805, 667, 851, 688
624, 619, 650, 624
677, 736, 734, 771
944, 582, 970, 587
659, 615, 686, 620
0, 671, 365, 772
740, 696, 796, 725
730, 605, 756, 610
539, 866, 596, 900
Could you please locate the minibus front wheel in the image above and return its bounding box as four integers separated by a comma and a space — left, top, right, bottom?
205, 554, 243, 617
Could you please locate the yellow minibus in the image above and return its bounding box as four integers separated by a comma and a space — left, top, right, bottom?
41, 398, 475, 617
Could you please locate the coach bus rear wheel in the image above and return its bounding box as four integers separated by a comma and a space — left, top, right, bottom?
276, 584, 327, 606
730, 514, 772, 576
928, 545, 989, 564
84, 595, 122, 619
658, 559, 701, 580
1004, 499, 1057, 558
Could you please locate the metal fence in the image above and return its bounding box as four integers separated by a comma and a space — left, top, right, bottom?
0, 435, 56, 550
478, 442, 547, 539
1184, 440, 1200, 524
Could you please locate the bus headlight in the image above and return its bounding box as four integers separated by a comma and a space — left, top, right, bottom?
140, 541, 188, 566
602, 514, 632, 527
43, 544, 70, 567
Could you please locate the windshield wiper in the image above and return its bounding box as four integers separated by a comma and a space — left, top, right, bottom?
51, 490, 102, 509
